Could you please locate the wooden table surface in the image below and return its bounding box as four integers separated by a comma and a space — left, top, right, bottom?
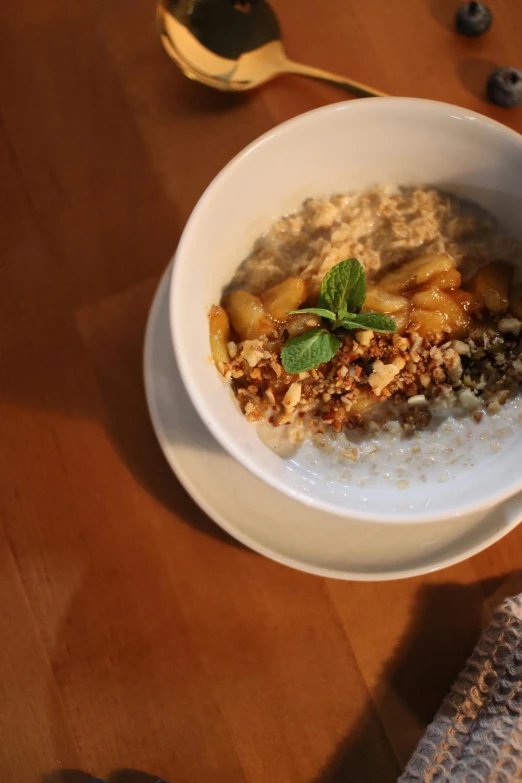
1, 1, 522, 781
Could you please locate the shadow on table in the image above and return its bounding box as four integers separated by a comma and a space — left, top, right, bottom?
110, 772, 166, 783
42, 771, 168, 783
426, 0, 459, 30
457, 57, 499, 100
76, 276, 244, 551
312, 574, 517, 783
42, 774, 94, 783
171, 70, 251, 115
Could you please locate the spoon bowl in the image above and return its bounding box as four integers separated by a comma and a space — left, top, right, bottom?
158, 0, 386, 97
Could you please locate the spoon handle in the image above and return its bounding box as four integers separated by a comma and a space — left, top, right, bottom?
282, 59, 387, 98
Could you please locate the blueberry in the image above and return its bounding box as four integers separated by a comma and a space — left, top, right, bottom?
455, 1, 492, 36
487, 67, 522, 108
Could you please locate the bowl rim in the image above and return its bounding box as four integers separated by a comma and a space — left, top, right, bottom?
170, 96, 522, 524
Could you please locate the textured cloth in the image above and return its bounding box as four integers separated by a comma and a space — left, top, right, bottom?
400, 596, 522, 782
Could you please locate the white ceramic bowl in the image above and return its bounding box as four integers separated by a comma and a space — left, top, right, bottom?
171, 97, 522, 524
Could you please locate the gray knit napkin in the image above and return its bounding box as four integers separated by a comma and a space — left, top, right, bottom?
400, 596, 522, 782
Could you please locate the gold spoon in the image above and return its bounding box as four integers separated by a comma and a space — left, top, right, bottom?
157, 0, 386, 98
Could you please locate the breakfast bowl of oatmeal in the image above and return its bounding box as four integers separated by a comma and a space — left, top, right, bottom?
170, 97, 522, 523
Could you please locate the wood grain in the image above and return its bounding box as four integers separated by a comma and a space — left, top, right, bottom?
1, 1, 522, 781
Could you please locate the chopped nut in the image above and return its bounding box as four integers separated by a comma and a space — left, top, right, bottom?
369, 360, 400, 396
227, 341, 238, 358
494, 389, 510, 405
240, 339, 265, 367
459, 388, 480, 411
270, 359, 282, 377
393, 334, 409, 352
442, 348, 463, 384
407, 394, 427, 406
498, 317, 522, 336
432, 367, 445, 383
355, 330, 374, 347
341, 395, 353, 411
452, 340, 471, 356
430, 346, 444, 365
411, 334, 423, 353
283, 382, 302, 409
392, 356, 406, 371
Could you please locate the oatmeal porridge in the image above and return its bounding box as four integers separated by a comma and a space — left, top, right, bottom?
208, 186, 522, 453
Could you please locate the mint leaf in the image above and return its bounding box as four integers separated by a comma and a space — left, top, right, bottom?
338, 312, 397, 333
281, 329, 340, 373
287, 307, 336, 320
318, 259, 366, 314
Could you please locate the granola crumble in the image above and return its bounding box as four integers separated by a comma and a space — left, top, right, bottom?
222, 317, 522, 437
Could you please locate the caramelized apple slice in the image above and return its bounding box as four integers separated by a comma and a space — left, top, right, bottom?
223, 291, 275, 340
428, 268, 462, 291
208, 306, 231, 370
285, 312, 322, 337
261, 277, 307, 321
409, 308, 448, 338
379, 253, 455, 293
391, 306, 411, 334
363, 285, 409, 314
450, 289, 476, 313
363, 285, 410, 334
412, 288, 469, 338
412, 288, 462, 319
469, 261, 513, 313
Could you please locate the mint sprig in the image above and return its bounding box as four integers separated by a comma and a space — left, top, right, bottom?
337, 312, 398, 332
287, 307, 336, 320
281, 259, 396, 374
281, 329, 340, 374
319, 257, 366, 313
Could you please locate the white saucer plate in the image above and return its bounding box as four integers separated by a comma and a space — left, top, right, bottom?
144, 265, 522, 581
